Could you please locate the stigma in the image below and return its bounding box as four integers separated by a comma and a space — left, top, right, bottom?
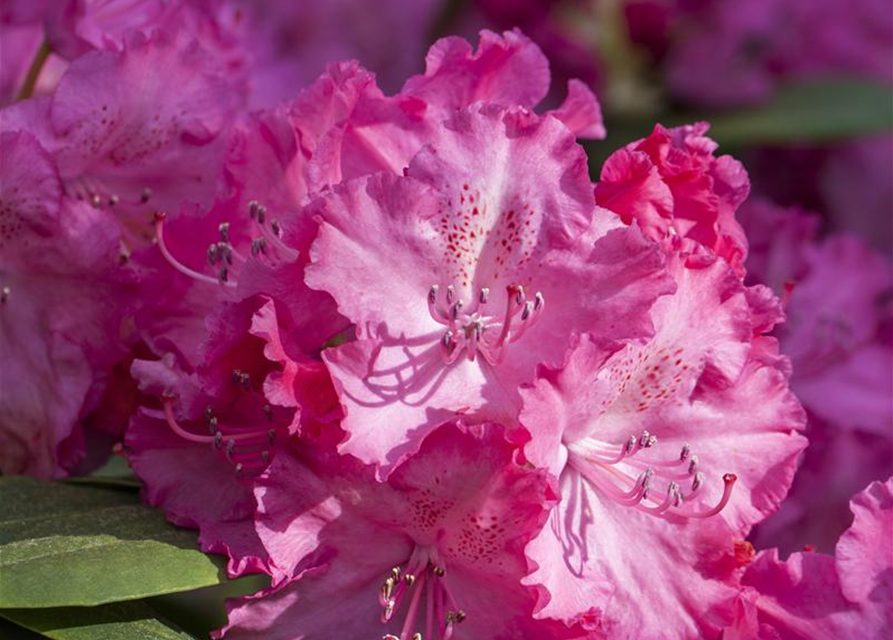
378, 547, 466, 640
428, 283, 544, 365
567, 431, 736, 520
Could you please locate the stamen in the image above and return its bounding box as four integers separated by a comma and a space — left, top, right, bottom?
161, 396, 285, 476
569, 434, 736, 522
154, 213, 236, 288
426, 283, 546, 366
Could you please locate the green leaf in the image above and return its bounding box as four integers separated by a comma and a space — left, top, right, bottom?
0, 477, 227, 608
1, 601, 196, 640
702, 77, 893, 146
64, 455, 141, 489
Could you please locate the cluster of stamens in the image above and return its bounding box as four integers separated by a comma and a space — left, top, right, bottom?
160, 370, 288, 477
67, 177, 152, 210
378, 549, 466, 640
428, 283, 544, 365
568, 430, 736, 520
154, 200, 298, 288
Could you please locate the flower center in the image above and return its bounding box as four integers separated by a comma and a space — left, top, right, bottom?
378, 546, 466, 640
427, 283, 544, 365
160, 385, 290, 477
567, 431, 736, 520
153, 200, 298, 288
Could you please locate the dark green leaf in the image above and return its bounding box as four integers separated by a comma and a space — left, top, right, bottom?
701, 77, 893, 146
0, 477, 227, 608
0, 601, 196, 640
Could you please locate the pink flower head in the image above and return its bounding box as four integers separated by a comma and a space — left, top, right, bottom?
305, 104, 671, 477
218, 422, 582, 639
0, 130, 135, 477
2, 26, 243, 231
127, 295, 336, 579
517, 252, 806, 638
595, 121, 751, 276
725, 478, 893, 639
141, 100, 347, 366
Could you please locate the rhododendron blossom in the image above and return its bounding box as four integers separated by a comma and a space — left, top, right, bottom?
517, 251, 806, 638
307, 105, 671, 476
219, 423, 584, 639
2, 9, 888, 640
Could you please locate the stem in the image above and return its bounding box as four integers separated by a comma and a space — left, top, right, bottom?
17, 39, 51, 101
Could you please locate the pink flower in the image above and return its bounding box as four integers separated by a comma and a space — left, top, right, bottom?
305, 104, 671, 477
741, 200, 893, 553
217, 422, 584, 639
0, 130, 135, 476
516, 252, 806, 638
127, 296, 336, 580
2, 27, 243, 229
595, 122, 751, 276
724, 478, 892, 639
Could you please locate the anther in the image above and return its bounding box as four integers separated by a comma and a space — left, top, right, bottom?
639, 430, 652, 448
249, 201, 259, 219
412, 634, 421, 640
691, 472, 704, 492
207, 416, 218, 434
428, 285, 439, 305
256, 205, 267, 225
140, 187, 152, 203
626, 435, 637, 453
446, 611, 466, 623
534, 291, 544, 311
404, 574, 416, 586
0, 286, 9, 304
218, 222, 230, 242
270, 220, 281, 237
687, 455, 699, 475
521, 300, 534, 321
261, 451, 270, 464
479, 287, 489, 304
680, 444, 691, 461
450, 300, 463, 322
433, 566, 445, 577
263, 404, 273, 422
445, 285, 454, 304
231, 369, 242, 385
213, 432, 223, 449
108, 195, 119, 207
234, 463, 244, 475
91, 194, 102, 207
267, 429, 276, 445
514, 285, 525, 305
207, 243, 219, 265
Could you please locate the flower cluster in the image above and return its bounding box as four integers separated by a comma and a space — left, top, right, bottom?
1, 2, 890, 640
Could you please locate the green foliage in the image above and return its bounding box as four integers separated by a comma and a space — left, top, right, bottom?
706, 77, 893, 146
0, 478, 227, 609
1, 601, 196, 640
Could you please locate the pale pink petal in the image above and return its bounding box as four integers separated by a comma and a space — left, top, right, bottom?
835, 478, 893, 607
546, 79, 606, 140
402, 29, 551, 116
